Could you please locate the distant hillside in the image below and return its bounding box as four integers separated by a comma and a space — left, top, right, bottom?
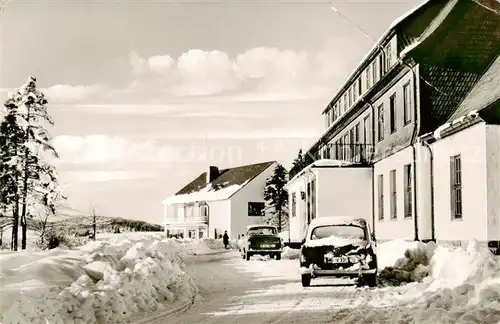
28, 216, 163, 236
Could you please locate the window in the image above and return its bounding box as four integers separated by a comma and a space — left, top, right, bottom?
378, 174, 384, 220
248, 202, 265, 216
450, 155, 463, 220
372, 61, 378, 84
389, 93, 397, 133
386, 43, 392, 70
379, 54, 385, 77
311, 225, 366, 240
377, 103, 385, 142
358, 78, 363, 96
343, 93, 348, 112
349, 128, 355, 145
353, 82, 357, 102
363, 115, 370, 144
354, 123, 360, 143
310, 180, 316, 221
390, 169, 397, 219
248, 226, 277, 236
343, 133, 350, 160
403, 82, 412, 125
335, 140, 340, 159
404, 164, 412, 218
366, 65, 372, 89
348, 88, 352, 107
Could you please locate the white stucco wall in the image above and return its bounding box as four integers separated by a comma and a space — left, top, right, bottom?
314, 167, 373, 225
415, 141, 433, 241
431, 122, 488, 241
486, 124, 500, 241
230, 162, 277, 239
286, 175, 308, 242
207, 200, 231, 239
373, 146, 415, 240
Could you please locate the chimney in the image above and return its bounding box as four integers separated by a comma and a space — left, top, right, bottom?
206, 166, 219, 184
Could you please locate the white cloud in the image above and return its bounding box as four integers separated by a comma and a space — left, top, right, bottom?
43, 84, 105, 103
42, 44, 365, 108
127, 47, 334, 99
53, 134, 128, 165
61, 170, 156, 183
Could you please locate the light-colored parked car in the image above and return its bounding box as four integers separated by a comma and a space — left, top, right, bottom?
241, 224, 283, 261
299, 216, 378, 287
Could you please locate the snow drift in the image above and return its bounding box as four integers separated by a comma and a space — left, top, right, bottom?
334, 240, 500, 324
1, 236, 221, 324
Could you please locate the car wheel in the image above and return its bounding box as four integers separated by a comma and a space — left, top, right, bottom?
246, 252, 252, 261
275, 253, 281, 260
363, 273, 377, 288
301, 274, 311, 287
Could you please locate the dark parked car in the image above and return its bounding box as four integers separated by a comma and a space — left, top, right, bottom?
241, 225, 283, 261
299, 216, 377, 287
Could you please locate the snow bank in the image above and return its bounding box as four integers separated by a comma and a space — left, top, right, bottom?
281, 246, 300, 260
334, 240, 500, 324
1, 237, 220, 324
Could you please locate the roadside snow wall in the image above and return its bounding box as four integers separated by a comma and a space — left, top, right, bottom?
0, 236, 218, 324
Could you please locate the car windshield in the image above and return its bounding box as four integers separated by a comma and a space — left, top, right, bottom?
310, 225, 366, 240
247, 227, 276, 236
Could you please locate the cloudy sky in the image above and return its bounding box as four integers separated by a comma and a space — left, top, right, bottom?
1, 0, 420, 224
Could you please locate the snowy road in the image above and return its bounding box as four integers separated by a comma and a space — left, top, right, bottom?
142, 251, 411, 324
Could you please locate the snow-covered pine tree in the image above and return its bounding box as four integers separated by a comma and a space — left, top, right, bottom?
263, 163, 289, 232
0, 76, 63, 250
0, 98, 26, 251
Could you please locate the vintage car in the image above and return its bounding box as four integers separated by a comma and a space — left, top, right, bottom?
299, 216, 378, 287
241, 224, 283, 261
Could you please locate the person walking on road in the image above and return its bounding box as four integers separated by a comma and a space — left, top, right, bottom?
223, 230, 229, 249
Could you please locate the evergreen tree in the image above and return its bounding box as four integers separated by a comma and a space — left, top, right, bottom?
263, 163, 289, 232
0, 77, 63, 250
292, 149, 303, 168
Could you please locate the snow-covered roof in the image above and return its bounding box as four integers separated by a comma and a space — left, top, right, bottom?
162, 161, 276, 205
448, 55, 500, 122
321, 0, 431, 115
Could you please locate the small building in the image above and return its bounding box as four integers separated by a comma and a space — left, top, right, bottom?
287, 0, 500, 246
285, 159, 373, 243
161, 161, 277, 239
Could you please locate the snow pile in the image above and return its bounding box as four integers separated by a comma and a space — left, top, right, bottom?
281, 246, 300, 260
333, 240, 500, 324
377, 240, 437, 286
1, 237, 221, 324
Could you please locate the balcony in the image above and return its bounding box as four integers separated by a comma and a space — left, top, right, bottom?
165, 215, 208, 226
289, 143, 374, 180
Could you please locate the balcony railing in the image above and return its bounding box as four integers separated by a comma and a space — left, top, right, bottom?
289, 143, 374, 180
165, 215, 208, 226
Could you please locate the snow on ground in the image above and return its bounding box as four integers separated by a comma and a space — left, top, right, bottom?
215, 239, 500, 323
0, 235, 226, 324
333, 240, 500, 323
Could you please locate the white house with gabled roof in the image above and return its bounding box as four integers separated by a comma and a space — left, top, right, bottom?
161, 161, 277, 240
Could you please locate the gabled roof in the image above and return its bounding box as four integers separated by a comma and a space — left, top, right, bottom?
448, 54, 500, 122
162, 161, 276, 205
